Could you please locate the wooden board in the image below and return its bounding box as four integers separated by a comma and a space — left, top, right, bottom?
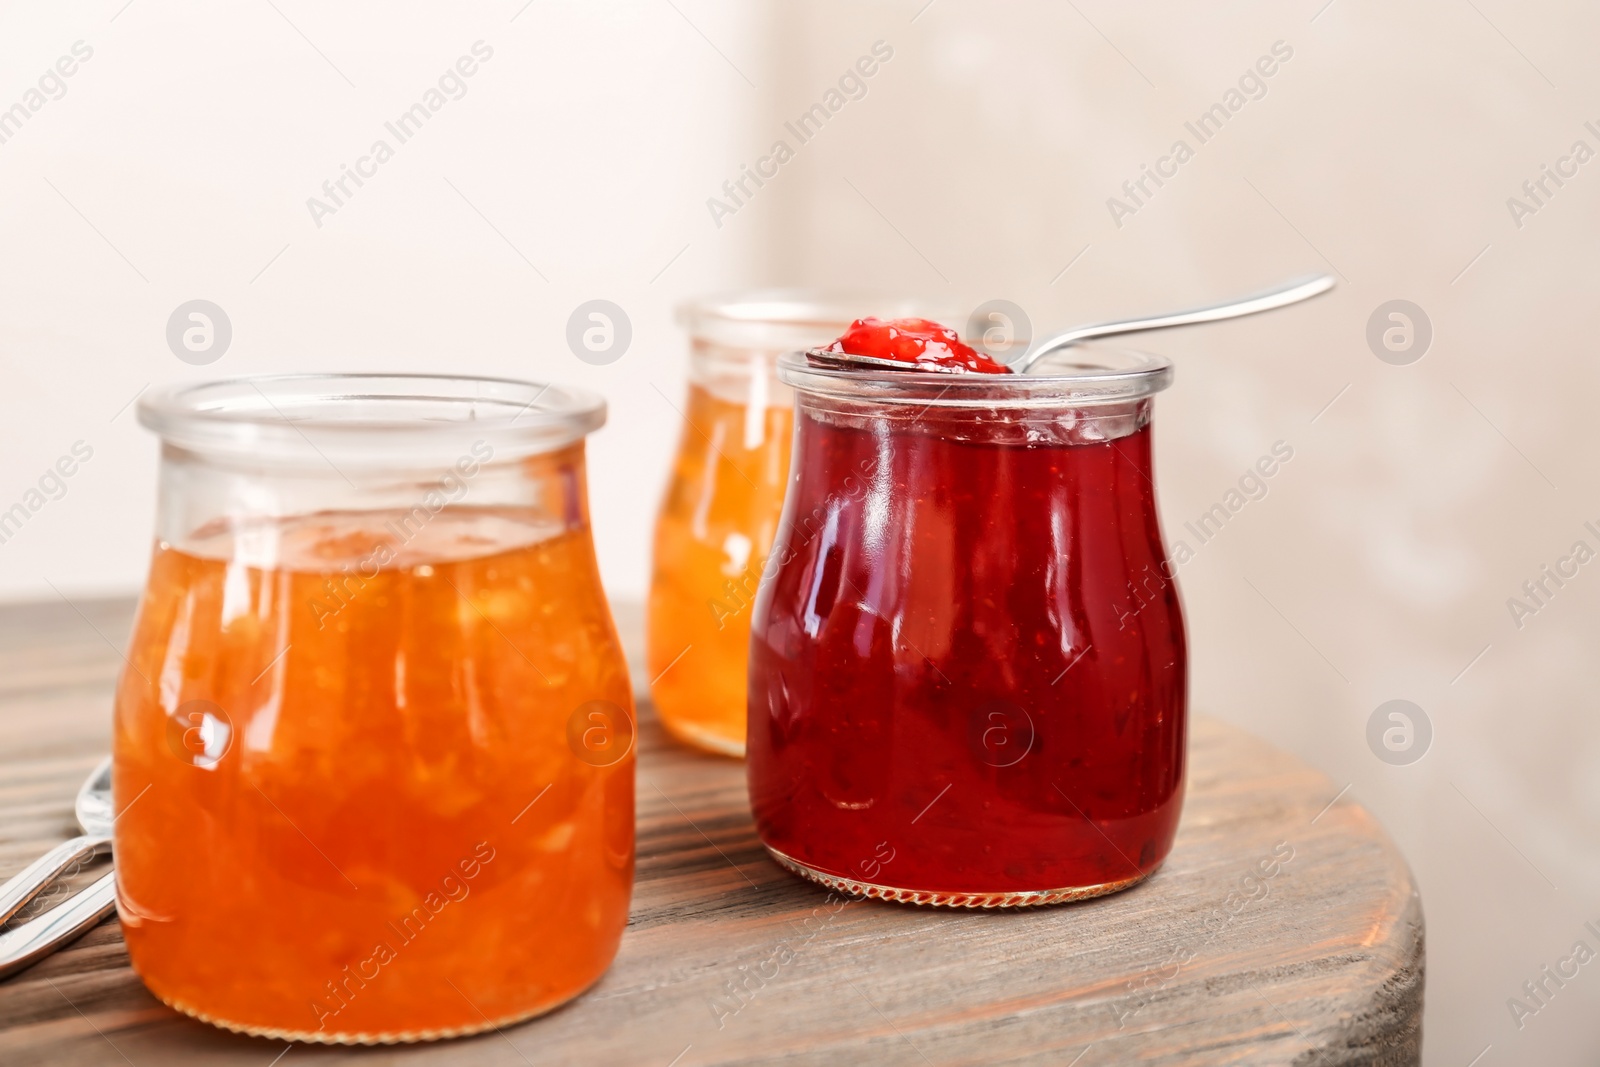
0, 597, 1422, 1065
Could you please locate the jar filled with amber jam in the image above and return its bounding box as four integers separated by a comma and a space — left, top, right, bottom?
649, 294, 928, 756
115, 375, 634, 1043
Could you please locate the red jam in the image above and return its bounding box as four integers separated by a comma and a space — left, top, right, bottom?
747, 384, 1185, 902
826, 317, 1012, 374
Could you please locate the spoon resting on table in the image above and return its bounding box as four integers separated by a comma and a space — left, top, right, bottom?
0, 757, 117, 980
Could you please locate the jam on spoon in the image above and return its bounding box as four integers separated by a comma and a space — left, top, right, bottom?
825, 317, 1012, 375
817, 274, 1338, 376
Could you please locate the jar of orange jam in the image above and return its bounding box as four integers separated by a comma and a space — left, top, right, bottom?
115, 375, 633, 1043
648, 294, 933, 756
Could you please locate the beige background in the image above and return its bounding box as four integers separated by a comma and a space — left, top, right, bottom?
1, 1, 1597, 1063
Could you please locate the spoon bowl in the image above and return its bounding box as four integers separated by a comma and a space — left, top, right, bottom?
804, 348, 929, 374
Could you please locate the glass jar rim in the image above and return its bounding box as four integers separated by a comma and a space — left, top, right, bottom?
678, 289, 954, 351
776, 343, 1173, 407
138, 373, 606, 466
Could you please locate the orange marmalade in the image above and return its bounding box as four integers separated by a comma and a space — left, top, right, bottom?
113, 504, 633, 1042
648, 382, 791, 756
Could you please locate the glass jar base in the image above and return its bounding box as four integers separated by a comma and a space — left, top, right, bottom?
659, 716, 746, 759
148, 983, 583, 1045
765, 845, 1153, 908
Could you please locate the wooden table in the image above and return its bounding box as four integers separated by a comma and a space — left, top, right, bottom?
0, 597, 1422, 1065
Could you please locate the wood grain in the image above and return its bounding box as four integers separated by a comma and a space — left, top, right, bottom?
0, 596, 1422, 1065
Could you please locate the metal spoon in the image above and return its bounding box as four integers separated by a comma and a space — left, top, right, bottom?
806, 272, 1335, 375
0, 757, 117, 979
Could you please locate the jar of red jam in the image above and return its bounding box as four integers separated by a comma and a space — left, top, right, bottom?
747, 343, 1186, 907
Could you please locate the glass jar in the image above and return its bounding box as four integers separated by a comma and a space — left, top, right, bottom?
648, 293, 931, 757
115, 375, 634, 1042
747, 347, 1187, 907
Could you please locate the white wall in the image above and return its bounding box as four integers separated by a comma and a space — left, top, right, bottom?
0, 0, 766, 603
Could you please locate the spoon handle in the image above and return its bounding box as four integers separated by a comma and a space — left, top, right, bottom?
1018, 273, 1335, 371
0, 834, 108, 927
0, 872, 117, 980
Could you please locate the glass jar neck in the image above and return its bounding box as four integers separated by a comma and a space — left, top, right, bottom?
777, 342, 1172, 446
139, 375, 605, 470
679, 292, 955, 411
154, 440, 591, 565
793, 392, 1154, 446
688, 339, 792, 411
137, 374, 603, 562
